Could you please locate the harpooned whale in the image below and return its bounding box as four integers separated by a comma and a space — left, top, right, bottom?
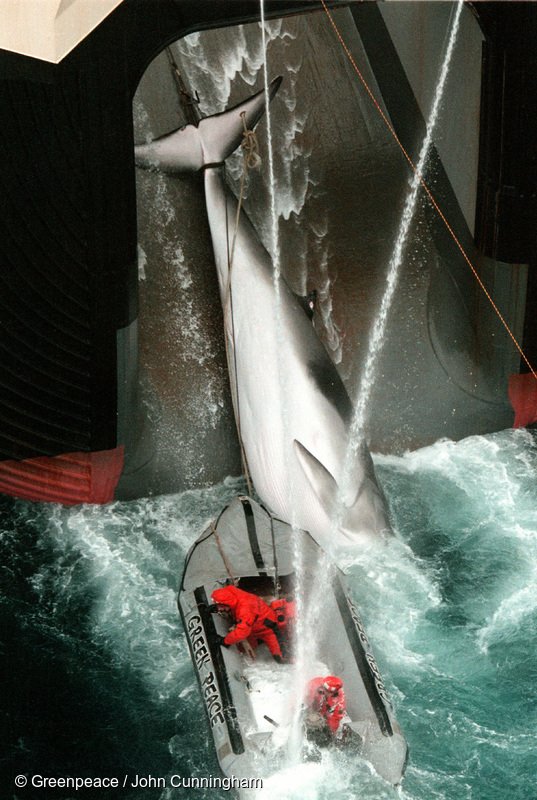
135, 78, 392, 549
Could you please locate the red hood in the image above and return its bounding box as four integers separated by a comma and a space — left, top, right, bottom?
211, 586, 240, 611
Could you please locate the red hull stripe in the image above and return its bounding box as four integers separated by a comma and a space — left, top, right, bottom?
509, 373, 537, 429
0, 447, 124, 505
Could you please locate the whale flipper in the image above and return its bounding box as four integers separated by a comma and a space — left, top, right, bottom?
294, 439, 340, 513
294, 438, 364, 510
294, 438, 391, 540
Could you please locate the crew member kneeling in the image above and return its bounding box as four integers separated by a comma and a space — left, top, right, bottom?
209, 586, 291, 663
306, 676, 346, 734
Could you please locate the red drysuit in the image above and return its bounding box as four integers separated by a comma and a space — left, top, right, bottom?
211, 586, 283, 658
270, 597, 296, 632
306, 676, 346, 734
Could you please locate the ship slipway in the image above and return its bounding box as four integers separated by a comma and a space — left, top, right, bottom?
1, 2, 537, 504
178, 496, 408, 787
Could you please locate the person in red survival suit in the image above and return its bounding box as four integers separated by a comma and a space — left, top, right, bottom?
209, 586, 290, 664
270, 596, 296, 632
270, 596, 296, 659
306, 676, 346, 734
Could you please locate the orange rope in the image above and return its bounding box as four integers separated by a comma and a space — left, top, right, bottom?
321, 1, 537, 381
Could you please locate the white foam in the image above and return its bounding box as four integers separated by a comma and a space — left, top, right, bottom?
39, 504, 187, 702
477, 566, 537, 652
255, 747, 398, 800
137, 244, 147, 281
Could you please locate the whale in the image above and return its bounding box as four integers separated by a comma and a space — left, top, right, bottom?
135, 78, 392, 549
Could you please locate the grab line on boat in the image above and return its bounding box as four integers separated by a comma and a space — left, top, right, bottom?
210, 521, 237, 584
332, 575, 393, 737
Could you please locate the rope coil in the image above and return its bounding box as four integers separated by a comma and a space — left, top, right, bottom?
240, 111, 261, 169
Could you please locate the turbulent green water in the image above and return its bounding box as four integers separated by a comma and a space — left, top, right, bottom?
2, 429, 536, 799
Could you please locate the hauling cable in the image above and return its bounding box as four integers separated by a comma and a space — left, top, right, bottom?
222, 112, 262, 495
320, 0, 537, 381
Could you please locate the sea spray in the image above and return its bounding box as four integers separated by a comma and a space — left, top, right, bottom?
332, 1, 464, 537
257, 12, 351, 772
259, 1, 310, 765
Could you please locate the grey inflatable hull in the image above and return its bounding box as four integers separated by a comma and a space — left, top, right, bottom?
178, 496, 408, 787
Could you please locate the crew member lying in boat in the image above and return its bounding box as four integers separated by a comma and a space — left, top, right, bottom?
208, 586, 292, 664
303, 676, 362, 750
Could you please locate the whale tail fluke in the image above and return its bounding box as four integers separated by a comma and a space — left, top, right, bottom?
135, 76, 282, 174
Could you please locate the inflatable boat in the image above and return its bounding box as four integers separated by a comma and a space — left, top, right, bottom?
178, 496, 408, 787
